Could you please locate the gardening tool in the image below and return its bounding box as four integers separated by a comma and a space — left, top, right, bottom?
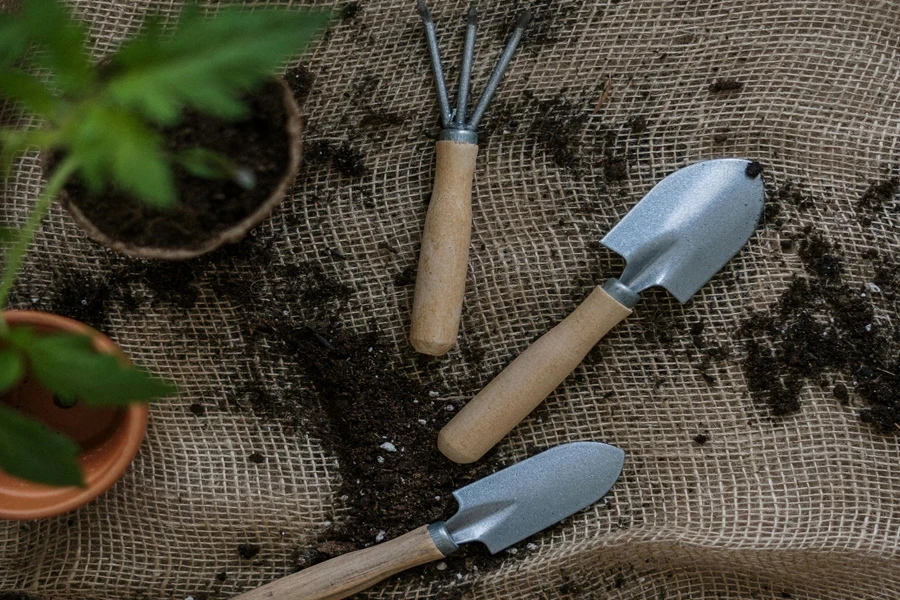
438, 159, 765, 463
410, 1, 530, 356
230, 441, 623, 600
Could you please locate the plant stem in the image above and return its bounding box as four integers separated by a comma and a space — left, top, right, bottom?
0, 156, 78, 332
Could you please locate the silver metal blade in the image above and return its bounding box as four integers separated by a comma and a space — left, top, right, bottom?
443, 442, 624, 554
601, 159, 765, 303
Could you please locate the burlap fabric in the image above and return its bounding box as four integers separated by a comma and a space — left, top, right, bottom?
1, 0, 899, 598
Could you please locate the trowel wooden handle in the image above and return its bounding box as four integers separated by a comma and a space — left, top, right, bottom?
410, 140, 479, 356
231, 525, 445, 600
438, 286, 632, 464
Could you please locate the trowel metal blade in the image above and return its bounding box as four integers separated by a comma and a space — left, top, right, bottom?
601, 159, 765, 303
443, 442, 624, 554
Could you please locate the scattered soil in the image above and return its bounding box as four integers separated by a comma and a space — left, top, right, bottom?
341, 2, 360, 20
745, 161, 763, 178
626, 115, 649, 134
284, 64, 315, 105
514, 93, 587, 170
505, 0, 585, 49
303, 140, 368, 178
179, 241, 518, 580
10, 234, 278, 328
483, 92, 599, 174
393, 264, 417, 287
359, 109, 404, 130
60, 81, 294, 253
708, 79, 745, 93
774, 181, 816, 211
739, 228, 899, 432
694, 433, 709, 445
47, 270, 113, 330
237, 544, 261, 560
857, 177, 898, 212
272, 329, 496, 543
798, 231, 842, 280
604, 154, 629, 183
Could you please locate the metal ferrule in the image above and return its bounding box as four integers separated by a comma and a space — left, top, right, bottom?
601, 278, 641, 308
439, 128, 478, 144
427, 521, 459, 556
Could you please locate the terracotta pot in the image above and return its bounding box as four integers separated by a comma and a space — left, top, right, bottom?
60, 77, 303, 260
0, 310, 149, 520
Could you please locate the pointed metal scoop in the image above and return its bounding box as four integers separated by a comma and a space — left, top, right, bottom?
435, 441, 625, 553
600, 159, 765, 306
236, 442, 624, 600
437, 159, 766, 465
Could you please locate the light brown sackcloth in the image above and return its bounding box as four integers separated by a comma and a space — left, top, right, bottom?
1, 1, 898, 598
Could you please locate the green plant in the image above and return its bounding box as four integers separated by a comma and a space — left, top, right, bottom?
0, 0, 329, 486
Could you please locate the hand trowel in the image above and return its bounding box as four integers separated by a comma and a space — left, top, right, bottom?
439, 159, 765, 464
231, 442, 624, 600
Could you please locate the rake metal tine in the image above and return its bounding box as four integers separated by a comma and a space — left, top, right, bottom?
454, 7, 477, 126
417, 0, 453, 128
466, 11, 530, 130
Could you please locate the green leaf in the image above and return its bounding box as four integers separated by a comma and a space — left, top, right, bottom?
177, 148, 256, 189
21, 0, 93, 93
0, 69, 61, 118
0, 226, 18, 242
106, 7, 331, 124
64, 104, 176, 207
0, 14, 30, 67
0, 348, 24, 392
176, 147, 231, 179
0, 404, 84, 487
11, 331, 176, 406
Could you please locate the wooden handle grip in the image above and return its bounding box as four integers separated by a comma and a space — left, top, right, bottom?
438, 286, 632, 464
231, 526, 445, 600
410, 140, 479, 356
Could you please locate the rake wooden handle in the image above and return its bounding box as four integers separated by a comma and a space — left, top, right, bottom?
438, 286, 632, 464
231, 526, 445, 600
410, 140, 479, 356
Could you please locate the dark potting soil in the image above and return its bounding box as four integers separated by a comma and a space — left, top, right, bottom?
237, 543, 261, 560
483, 92, 601, 176
774, 181, 817, 211
708, 79, 745, 93
857, 177, 898, 212
302, 140, 368, 178
341, 2, 360, 20
61, 81, 293, 252
744, 161, 763, 178
626, 115, 649, 134
739, 228, 899, 432
284, 64, 316, 106
178, 245, 519, 579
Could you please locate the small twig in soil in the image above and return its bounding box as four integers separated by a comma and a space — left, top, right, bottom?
593, 76, 612, 113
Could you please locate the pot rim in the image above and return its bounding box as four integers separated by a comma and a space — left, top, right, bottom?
0, 310, 150, 520
59, 77, 303, 261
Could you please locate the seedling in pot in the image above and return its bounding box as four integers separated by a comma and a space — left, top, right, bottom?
0, 0, 329, 489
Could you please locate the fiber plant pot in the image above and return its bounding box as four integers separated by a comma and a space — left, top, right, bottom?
0, 310, 149, 520
60, 78, 303, 260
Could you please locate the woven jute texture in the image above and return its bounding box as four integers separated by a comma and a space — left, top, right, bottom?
2, 1, 899, 598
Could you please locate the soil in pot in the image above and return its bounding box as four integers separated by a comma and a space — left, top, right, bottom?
60, 79, 300, 259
